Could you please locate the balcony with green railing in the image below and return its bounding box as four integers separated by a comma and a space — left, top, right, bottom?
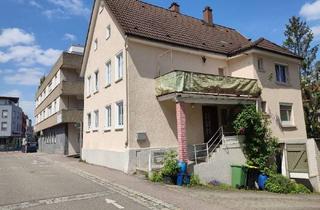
155, 70, 261, 98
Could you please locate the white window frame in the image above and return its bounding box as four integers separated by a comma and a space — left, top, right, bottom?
115, 51, 124, 82
93, 38, 98, 51
275, 63, 288, 84
105, 60, 112, 87
86, 75, 92, 97
2, 110, 8, 118
87, 113, 92, 131
106, 25, 111, 40
115, 101, 124, 130
261, 101, 267, 113
1, 122, 7, 131
258, 58, 264, 71
93, 110, 99, 131
279, 103, 294, 127
105, 105, 112, 131
94, 70, 99, 93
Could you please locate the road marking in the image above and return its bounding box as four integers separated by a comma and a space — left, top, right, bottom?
0, 191, 111, 210
105, 198, 124, 209
39, 155, 180, 210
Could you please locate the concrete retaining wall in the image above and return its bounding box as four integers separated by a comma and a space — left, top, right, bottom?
194, 143, 246, 185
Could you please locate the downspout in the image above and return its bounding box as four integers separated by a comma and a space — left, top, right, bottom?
125, 35, 129, 148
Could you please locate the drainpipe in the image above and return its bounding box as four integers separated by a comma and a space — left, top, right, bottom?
125, 36, 129, 149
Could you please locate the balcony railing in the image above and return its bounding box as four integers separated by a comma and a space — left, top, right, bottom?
61, 80, 83, 96
34, 109, 82, 132
155, 70, 261, 98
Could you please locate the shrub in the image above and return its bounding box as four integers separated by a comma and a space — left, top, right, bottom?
265, 174, 310, 194
265, 174, 294, 193
233, 105, 278, 173
161, 150, 179, 177
189, 174, 201, 186
291, 183, 311, 194
149, 171, 163, 182
148, 151, 179, 183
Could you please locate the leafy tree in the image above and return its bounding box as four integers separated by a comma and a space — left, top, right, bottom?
283, 16, 318, 79
302, 82, 320, 138
284, 16, 320, 138
38, 75, 46, 89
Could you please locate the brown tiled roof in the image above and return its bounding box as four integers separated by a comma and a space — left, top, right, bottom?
230, 38, 302, 59
104, 0, 301, 59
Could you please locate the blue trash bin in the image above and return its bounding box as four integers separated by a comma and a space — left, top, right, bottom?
177, 173, 184, 186
178, 161, 187, 173
258, 173, 268, 190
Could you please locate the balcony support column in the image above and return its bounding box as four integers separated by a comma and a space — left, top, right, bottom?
176, 101, 188, 162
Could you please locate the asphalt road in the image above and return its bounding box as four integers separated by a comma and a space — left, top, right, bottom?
0, 152, 174, 210
1, 152, 320, 210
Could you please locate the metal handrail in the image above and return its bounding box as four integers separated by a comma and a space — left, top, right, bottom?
193, 127, 224, 164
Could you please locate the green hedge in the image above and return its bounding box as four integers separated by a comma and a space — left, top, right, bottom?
265, 174, 311, 194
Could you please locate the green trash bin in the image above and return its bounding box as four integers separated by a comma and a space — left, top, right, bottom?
231, 165, 248, 189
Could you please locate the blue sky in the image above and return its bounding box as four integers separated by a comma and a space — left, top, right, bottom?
0, 0, 319, 122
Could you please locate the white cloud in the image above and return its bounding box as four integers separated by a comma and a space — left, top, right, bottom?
312, 25, 320, 37
300, 0, 320, 21
47, 0, 90, 17
29, 0, 42, 8
0, 28, 35, 47
42, 8, 67, 19
63, 33, 77, 42
3, 67, 45, 86
0, 45, 61, 66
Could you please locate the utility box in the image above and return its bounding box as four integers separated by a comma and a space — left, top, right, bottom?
136, 132, 147, 141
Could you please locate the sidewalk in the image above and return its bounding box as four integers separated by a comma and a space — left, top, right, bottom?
44, 153, 320, 210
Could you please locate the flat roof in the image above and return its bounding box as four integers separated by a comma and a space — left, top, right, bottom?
0, 96, 19, 103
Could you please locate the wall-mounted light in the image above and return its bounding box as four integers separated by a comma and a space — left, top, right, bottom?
202, 56, 207, 63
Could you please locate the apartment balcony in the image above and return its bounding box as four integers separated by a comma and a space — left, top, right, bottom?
155, 70, 261, 103
35, 80, 83, 116
34, 109, 83, 132
60, 80, 84, 96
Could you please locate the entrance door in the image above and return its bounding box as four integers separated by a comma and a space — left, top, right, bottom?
202, 106, 219, 143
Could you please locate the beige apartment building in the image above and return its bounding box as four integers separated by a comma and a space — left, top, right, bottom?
34, 46, 84, 156
80, 0, 319, 190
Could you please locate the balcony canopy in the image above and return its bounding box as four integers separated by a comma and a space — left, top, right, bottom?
156, 70, 261, 98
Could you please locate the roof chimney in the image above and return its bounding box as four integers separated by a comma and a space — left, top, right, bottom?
203, 6, 213, 25
169, 2, 180, 13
